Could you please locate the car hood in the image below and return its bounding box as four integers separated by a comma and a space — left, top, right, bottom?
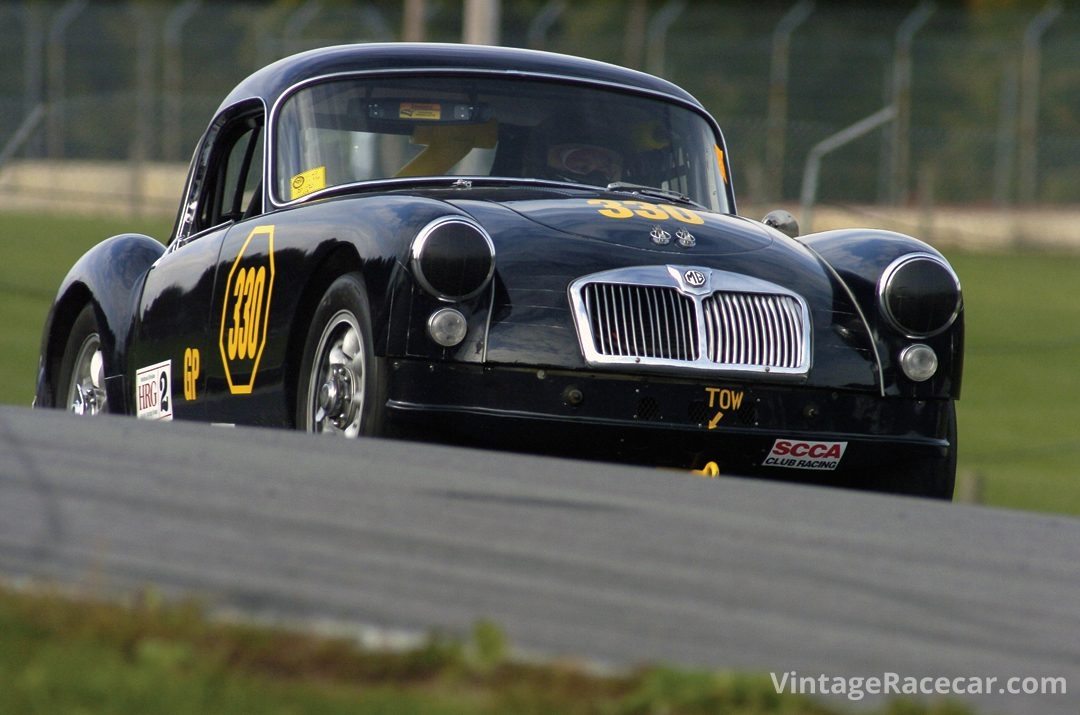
500, 197, 775, 255
443, 194, 879, 392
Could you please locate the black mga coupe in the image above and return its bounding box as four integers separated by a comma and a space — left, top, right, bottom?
36, 43, 963, 498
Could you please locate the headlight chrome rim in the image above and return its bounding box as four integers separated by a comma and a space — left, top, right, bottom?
410, 215, 496, 302
877, 252, 962, 338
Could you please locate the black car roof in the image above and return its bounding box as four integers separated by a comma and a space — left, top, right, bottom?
218, 43, 704, 113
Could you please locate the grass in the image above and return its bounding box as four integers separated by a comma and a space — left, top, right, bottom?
946, 251, 1080, 515
0, 212, 172, 407
1, 211, 1078, 517
0, 584, 972, 715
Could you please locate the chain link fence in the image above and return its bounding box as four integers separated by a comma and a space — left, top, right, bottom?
1, 0, 1078, 222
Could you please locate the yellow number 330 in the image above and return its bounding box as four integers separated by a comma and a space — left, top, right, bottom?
587, 199, 704, 225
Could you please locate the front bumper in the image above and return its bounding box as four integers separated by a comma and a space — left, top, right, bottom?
383, 359, 952, 485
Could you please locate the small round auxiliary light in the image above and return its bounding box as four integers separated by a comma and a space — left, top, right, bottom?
899, 344, 938, 382
428, 308, 468, 347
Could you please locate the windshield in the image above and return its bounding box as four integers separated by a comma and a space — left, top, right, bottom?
273, 75, 729, 212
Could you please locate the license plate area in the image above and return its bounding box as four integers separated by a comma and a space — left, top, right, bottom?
687, 385, 757, 430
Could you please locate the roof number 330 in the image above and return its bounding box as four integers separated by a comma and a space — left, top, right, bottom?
588, 199, 704, 225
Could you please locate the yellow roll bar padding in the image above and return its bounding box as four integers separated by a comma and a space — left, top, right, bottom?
395, 119, 499, 178
630, 120, 669, 150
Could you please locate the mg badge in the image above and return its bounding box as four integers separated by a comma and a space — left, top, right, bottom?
676, 228, 696, 248
650, 226, 672, 245
683, 269, 707, 287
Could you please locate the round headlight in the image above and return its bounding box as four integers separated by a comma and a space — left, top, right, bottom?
878, 253, 961, 337
899, 344, 938, 382
411, 216, 495, 301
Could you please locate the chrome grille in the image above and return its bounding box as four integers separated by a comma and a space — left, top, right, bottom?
583, 283, 697, 360
703, 293, 805, 369
569, 266, 811, 376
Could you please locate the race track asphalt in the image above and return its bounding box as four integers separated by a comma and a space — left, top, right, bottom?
1, 405, 1077, 714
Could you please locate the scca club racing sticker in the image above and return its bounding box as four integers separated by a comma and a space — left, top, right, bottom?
764, 439, 847, 471
135, 360, 173, 421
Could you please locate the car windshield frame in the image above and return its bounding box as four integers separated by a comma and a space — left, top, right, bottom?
268, 70, 732, 213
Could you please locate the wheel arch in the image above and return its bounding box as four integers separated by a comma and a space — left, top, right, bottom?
37, 282, 93, 408
283, 243, 367, 426
35, 234, 164, 413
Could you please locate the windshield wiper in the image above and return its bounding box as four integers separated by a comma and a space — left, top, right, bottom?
604, 182, 703, 208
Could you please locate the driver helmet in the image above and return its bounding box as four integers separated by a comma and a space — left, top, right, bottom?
527, 114, 625, 185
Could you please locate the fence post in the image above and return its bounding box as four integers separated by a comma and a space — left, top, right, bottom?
527, 0, 565, 50
357, 5, 392, 41
131, 4, 157, 217
21, 5, 45, 158
888, 1, 934, 206
993, 61, 1019, 206
163, 0, 200, 162
403, 0, 427, 41
622, 0, 648, 69
463, 0, 501, 45
645, 0, 686, 77
284, 1, 322, 55
765, 0, 814, 203
800, 106, 896, 231
46, 0, 88, 160
256, 5, 289, 68
1018, 2, 1061, 205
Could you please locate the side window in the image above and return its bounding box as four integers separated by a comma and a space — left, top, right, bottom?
196, 116, 264, 232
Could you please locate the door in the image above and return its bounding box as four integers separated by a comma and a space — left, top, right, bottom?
129, 101, 265, 423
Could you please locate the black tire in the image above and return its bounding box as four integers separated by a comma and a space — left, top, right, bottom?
869, 400, 957, 500
295, 273, 388, 436
56, 303, 109, 415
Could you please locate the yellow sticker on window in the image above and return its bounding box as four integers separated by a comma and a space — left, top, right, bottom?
715, 146, 728, 184
399, 102, 441, 120
290, 166, 326, 200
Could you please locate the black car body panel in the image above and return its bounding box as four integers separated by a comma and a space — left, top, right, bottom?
37, 43, 964, 497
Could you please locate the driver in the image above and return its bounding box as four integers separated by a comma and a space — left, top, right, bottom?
545, 143, 623, 184
526, 115, 625, 185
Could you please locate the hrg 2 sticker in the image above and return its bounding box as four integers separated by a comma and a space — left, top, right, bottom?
135, 360, 173, 421
764, 439, 847, 471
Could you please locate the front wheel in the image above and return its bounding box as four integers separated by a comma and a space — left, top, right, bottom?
295, 274, 387, 437
57, 304, 109, 416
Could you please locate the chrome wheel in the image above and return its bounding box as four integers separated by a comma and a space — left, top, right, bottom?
65, 333, 107, 416
307, 309, 366, 436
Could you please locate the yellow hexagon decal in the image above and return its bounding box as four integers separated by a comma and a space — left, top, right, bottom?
219, 225, 275, 395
